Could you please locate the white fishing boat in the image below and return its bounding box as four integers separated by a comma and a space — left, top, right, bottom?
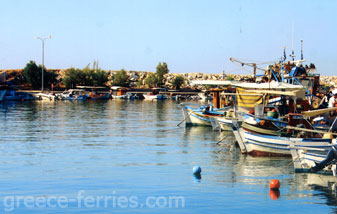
210, 117, 234, 131
239, 127, 334, 156
289, 140, 337, 175
143, 93, 166, 100
143, 88, 167, 100
111, 86, 127, 99
233, 107, 337, 156
77, 86, 111, 99
181, 103, 231, 126
36, 92, 58, 101
58, 89, 88, 100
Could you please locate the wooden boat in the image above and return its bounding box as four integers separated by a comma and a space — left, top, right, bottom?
143, 93, 166, 100
77, 86, 111, 100
36, 92, 58, 101
111, 86, 127, 99
289, 140, 337, 175
143, 88, 167, 100
59, 89, 89, 100
233, 106, 337, 156
181, 103, 231, 126
211, 116, 234, 131
237, 126, 334, 156
0, 86, 36, 101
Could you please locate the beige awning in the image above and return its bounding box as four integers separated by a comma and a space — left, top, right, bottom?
302, 107, 337, 118
246, 89, 306, 99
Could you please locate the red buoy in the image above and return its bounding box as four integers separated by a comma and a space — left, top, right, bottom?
269, 179, 280, 190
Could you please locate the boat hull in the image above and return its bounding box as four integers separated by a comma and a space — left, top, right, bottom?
211, 117, 233, 131
143, 94, 167, 100
290, 140, 337, 175
183, 107, 211, 126
240, 128, 332, 157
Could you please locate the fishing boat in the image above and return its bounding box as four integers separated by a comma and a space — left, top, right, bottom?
289, 140, 337, 175
36, 92, 59, 101
143, 88, 167, 100
111, 86, 128, 99
0, 86, 36, 101
181, 103, 232, 126
237, 126, 335, 157
77, 86, 111, 100
234, 106, 337, 156
58, 89, 89, 100
210, 116, 235, 131
180, 81, 236, 127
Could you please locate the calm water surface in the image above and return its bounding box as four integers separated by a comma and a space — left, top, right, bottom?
0, 100, 336, 213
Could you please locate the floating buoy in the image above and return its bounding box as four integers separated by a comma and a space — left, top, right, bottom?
192, 166, 202, 174
269, 179, 280, 190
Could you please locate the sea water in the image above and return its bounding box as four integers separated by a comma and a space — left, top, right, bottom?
0, 100, 335, 213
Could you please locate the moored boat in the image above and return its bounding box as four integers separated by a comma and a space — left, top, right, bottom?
143, 88, 167, 100
77, 86, 111, 100
290, 140, 337, 175
0, 86, 36, 101
36, 92, 59, 101
58, 89, 89, 100
181, 103, 231, 126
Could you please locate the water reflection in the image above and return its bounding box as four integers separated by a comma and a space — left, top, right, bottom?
193, 173, 202, 182
269, 189, 280, 200
294, 173, 337, 208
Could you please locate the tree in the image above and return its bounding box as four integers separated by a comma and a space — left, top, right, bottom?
63, 67, 80, 89
23, 60, 58, 89
93, 70, 109, 86
113, 69, 129, 87
144, 73, 157, 88
172, 75, 185, 89
136, 79, 143, 88
156, 62, 169, 86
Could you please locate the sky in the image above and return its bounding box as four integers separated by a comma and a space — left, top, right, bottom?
0, 0, 336, 75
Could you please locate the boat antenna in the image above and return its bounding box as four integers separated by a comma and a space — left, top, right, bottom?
281, 47, 284, 82
301, 40, 303, 60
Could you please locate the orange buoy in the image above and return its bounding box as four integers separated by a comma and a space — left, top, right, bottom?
269, 179, 280, 190
269, 189, 280, 200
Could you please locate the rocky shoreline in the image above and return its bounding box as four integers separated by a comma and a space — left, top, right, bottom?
1, 69, 336, 89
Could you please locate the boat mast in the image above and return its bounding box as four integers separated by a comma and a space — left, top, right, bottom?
301, 40, 304, 60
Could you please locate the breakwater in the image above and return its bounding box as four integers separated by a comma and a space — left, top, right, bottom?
1, 69, 336, 89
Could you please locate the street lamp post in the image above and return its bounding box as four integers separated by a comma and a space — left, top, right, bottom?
35, 35, 51, 92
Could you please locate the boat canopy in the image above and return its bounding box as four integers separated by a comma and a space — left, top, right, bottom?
232, 82, 305, 90
190, 80, 234, 86
301, 107, 337, 118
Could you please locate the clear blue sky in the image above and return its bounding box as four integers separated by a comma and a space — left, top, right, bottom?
1, 0, 336, 75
